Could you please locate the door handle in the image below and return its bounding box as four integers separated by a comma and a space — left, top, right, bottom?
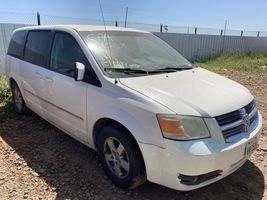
35, 72, 43, 79
44, 76, 54, 83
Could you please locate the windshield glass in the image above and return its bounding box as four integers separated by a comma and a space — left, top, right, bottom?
79, 31, 193, 78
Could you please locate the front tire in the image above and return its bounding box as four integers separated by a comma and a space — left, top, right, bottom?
11, 82, 28, 114
97, 125, 146, 189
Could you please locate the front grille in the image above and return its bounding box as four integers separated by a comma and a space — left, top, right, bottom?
216, 110, 242, 126
215, 100, 258, 143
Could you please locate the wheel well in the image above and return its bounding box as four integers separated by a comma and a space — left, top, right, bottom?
93, 118, 146, 171
9, 78, 16, 87
93, 118, 133, 149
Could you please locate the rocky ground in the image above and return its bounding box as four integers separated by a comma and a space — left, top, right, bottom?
0, 71, 266, 200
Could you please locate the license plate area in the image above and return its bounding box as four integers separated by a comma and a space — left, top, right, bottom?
245, 136, 258, 156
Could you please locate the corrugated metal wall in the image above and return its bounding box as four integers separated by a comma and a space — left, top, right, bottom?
1, 23, 267, 75
153, 32, 267, 61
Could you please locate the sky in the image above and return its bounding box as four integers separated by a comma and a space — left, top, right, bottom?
0, 0, 267, 33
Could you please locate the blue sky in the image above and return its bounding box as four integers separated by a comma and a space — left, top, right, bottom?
0, 0, 267, 32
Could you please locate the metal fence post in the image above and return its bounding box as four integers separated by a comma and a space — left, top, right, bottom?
37, 12, 41, 25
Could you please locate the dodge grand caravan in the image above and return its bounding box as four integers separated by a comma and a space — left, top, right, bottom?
5, 25, 262, 191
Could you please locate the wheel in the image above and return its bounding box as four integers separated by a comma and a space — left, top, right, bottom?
97, 125, 146, 189
11, 82, 28, 114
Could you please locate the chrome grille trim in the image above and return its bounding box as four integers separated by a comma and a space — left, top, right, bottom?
215, 100, 258, 143
220, 119, 243, 131
248, 106, 257, 118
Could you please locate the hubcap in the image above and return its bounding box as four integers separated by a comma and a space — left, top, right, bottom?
104, 137, 130, 178
14, 86, 23, 111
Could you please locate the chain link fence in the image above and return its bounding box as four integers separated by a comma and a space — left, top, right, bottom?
1, 12, 267, 74
1, 11, 267, 37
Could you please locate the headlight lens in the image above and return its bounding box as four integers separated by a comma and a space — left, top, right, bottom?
157, 114, 210, 140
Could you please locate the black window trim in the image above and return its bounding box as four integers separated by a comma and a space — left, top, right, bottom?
23, 29, 54, 68
48, 30, 102, 88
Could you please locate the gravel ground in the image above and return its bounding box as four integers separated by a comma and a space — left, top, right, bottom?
0, 72, 266, 200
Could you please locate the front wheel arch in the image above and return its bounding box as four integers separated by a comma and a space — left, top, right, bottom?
93, 118, 135, 149
93, 118, 146, 171
96, 123, 147, 188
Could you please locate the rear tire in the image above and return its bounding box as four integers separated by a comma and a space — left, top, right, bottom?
11, 82, 28, 114
97, 125, 146, 189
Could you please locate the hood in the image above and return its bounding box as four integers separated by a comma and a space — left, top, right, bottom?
119, 67, 253, 117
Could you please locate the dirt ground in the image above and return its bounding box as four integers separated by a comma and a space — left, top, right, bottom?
0, 72, 266, 200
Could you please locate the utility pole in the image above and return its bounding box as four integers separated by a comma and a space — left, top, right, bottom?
224, 20, 227, 35
124, 7, 128, 28
221, 20, 227, 54
37, 12, 41, 25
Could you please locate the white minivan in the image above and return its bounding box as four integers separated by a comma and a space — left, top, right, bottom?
5, 25, 262, 191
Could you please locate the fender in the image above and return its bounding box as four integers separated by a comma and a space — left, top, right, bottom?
87, 104, 166, 150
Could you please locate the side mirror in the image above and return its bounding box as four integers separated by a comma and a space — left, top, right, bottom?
74, 62, 85, 81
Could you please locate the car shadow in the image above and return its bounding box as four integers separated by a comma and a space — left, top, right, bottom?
0, 114, 265, 200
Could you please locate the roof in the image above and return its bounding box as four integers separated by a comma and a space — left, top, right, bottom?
15, 24, 149, 33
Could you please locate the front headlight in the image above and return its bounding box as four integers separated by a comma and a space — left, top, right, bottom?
157, 114, 210, 140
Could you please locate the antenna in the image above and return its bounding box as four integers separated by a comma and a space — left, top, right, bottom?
98, 0, 112, 60
98, 0, 107, 31
98, 0, 118, 84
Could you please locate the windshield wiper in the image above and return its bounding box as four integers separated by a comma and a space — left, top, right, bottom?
150, 65, 194, 73
104, 65, 194, 76
104, 68, 149, 75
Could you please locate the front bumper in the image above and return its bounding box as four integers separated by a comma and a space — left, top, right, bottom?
139, 113, 262, 191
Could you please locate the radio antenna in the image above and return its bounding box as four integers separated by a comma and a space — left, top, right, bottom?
98, 0, 117, 84
98, 1, 113, 63
98, 0, 107, 33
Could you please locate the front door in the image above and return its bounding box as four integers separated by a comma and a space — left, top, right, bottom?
43, 32, 89, 142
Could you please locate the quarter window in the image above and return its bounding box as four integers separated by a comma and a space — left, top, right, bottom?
24, 31, 52, 67
7, 30, 27, 58
50, 33, 88, 77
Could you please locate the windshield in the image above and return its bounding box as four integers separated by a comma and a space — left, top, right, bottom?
79, 31, 193, 78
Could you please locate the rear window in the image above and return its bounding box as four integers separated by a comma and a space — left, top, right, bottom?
24, 31, 52, 67
7, 30, 27, 58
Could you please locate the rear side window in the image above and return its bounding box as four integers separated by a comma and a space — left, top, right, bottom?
24, 31, 52, 67
7, 30, 27, 58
